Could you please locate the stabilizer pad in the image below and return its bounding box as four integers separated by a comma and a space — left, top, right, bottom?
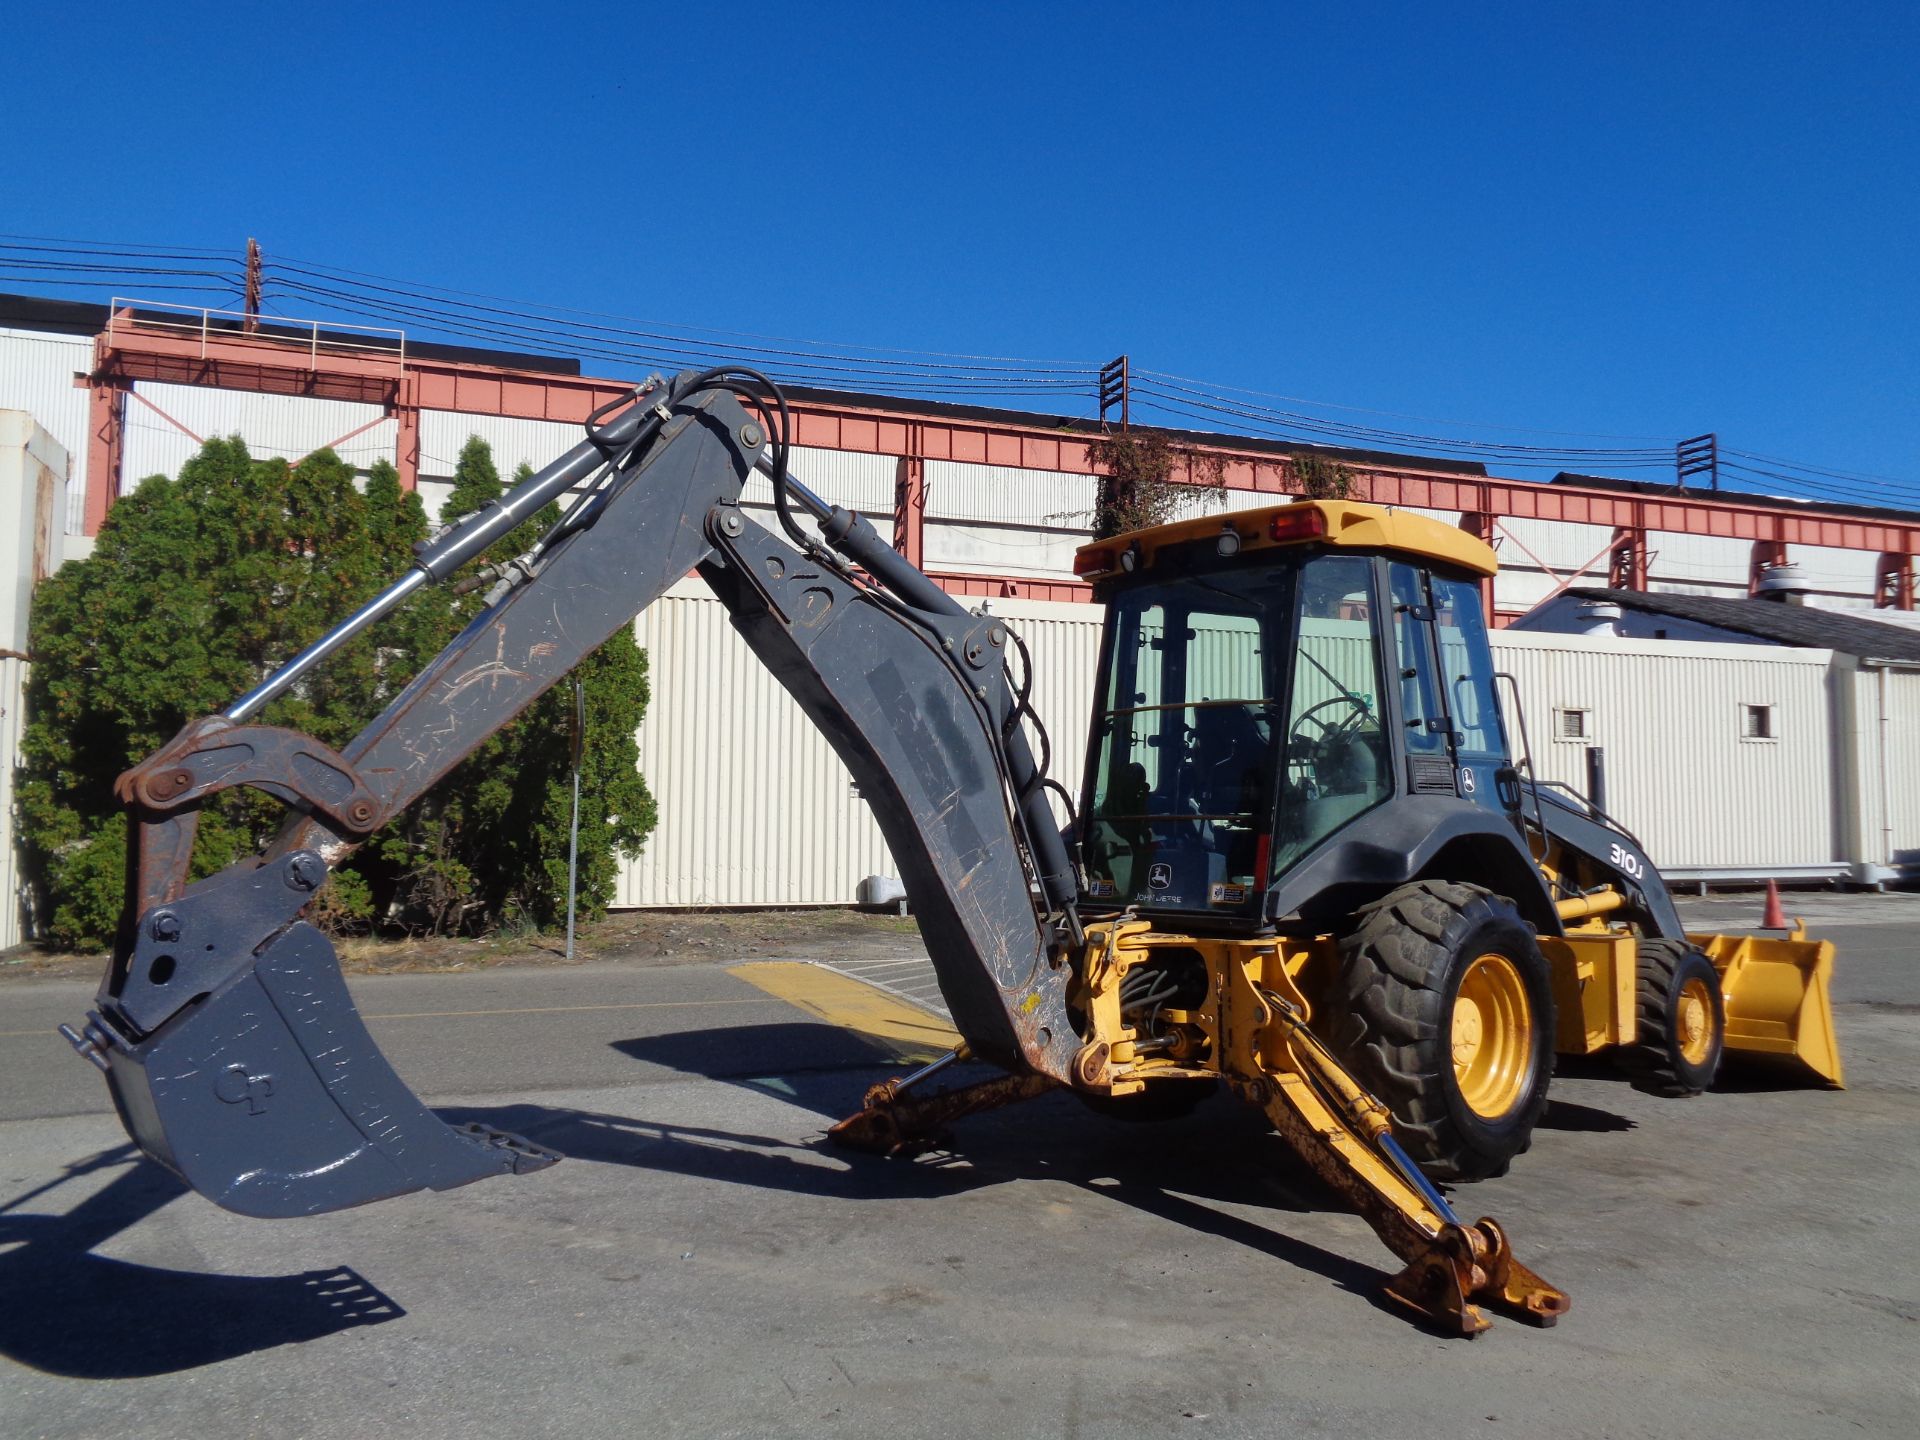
100, 922, 558, 1218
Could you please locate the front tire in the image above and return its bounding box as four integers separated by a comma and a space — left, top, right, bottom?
1616, 940, 1724, 1096
1319, 880, 1556, 1181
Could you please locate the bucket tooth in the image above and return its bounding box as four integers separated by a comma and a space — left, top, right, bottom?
91, 922, 558, 1218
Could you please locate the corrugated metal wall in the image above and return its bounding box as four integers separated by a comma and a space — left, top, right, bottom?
617, 593, 1860, 905
620, 585, 1105, 906
0, 329, 92, 533
418, 412, 580, 482
1841, 663, 1920, 879
1488, 631, 1839, 876
623, 581, 896, 906
1, 415, 65, 950
123, 382, 391, 483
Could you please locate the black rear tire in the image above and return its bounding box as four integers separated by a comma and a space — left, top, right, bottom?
1318, 880, 1556, 1182
1616, 940, 1724, 1096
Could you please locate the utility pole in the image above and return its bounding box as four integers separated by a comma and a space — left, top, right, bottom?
1676, 433, 1717, 492
243, 238, 263, 333
565, 676, 585, 962
1099, 355, 1130, 431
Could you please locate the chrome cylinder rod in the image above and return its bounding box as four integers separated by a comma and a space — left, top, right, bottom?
1378, 1130, 1461, 1228
753, 452, 833, 521
226, 389, 661, 723
889, 1044, 972, 1098
227, 567, 432, 722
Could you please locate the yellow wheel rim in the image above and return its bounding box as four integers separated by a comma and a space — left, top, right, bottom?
1451, 952, 1533, 1119
1676, 975, 1716, 1066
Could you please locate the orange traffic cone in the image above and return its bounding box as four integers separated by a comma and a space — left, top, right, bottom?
1761, 879, 1788, 930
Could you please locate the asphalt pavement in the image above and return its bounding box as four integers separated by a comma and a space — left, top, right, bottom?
2, 895, 1917, 1439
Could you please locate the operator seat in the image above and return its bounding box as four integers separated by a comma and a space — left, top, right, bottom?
1190, 704, 1271, 875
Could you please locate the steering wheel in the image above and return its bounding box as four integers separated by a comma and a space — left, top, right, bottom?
1286, 695, 1374, 789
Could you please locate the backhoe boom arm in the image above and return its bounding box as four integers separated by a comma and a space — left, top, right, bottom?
72, 372, 1079, 1216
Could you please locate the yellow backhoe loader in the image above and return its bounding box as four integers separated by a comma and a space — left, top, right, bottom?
61, 371, 1842, 1337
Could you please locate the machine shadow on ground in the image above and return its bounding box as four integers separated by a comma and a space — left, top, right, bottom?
1538, 1097, 1638, 1132
0, 1146, 403, 1379
447, 1020, 1428, 1318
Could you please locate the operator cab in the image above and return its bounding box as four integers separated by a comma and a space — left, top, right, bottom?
1074, 500, 1509, 926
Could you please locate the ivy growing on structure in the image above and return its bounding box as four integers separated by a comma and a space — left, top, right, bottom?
1084, 430, 1229, 539
1290, 450, 1360, 500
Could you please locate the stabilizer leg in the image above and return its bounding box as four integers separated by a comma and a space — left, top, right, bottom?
829, 1048, 1058, 1157
1235, 998, 1571, 1335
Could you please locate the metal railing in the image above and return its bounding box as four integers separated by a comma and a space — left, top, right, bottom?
107, 297, 406, 371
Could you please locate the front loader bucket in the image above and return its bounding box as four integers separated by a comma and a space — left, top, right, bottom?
80, 922, 557, 1218
1691, 931, 1845, 1088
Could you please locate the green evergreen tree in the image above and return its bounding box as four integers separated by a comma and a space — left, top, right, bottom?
19, 435, 657, 947
19, 440, 404, 942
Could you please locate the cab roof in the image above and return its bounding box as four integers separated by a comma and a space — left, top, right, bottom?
1073, 499, 1499, 580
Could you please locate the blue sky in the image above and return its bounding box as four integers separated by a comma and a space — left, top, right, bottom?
8, 3, 1917, 503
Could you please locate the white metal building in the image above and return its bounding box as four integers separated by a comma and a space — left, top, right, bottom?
4, 295, 1919, 939
629, 585, 1915, 904
1, 412, 70, 947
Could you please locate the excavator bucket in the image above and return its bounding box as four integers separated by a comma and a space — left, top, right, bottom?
70, 922, 558, 1218
1691, 931, 1845, 1088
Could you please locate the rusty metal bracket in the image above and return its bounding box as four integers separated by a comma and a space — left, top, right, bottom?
828, 1071, 1060, 1157
113, 715, 385, 926
1383, 1218, 1570, 1336
117, 715, 383, 832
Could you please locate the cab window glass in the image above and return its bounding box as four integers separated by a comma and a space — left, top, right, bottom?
1273, 555, 1388, 871
1083, 569, 1286, 914
1431, 576, 1505, 758
1094, 603, 1167, 801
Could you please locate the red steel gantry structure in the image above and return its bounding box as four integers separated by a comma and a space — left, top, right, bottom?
79, 304, 1917, 614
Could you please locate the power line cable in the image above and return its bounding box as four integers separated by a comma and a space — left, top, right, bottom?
1723, 447, 1920, 491
261, 269, 1098, 388
0, 231, 239, 259
1134, 374, 1673, 462
263, 273, 1097, 395
6, 233, 1915, 509
1719, 460, 1920, 507
1133, 366, 1675, 443
1128, 382, 1676, 469
270, 249, 1100, 366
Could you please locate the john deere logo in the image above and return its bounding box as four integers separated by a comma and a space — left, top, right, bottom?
1147, 862, 1172, 890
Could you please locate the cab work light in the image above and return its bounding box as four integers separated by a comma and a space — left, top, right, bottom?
1073, 546, 1115, 576
1269, 508, 1328, 543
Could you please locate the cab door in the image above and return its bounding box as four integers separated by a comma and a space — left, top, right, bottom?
1387, 563, 1513, 814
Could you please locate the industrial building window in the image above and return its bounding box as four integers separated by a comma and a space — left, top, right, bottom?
1742, 704, 1776, 740
1555, 707, 1591, 741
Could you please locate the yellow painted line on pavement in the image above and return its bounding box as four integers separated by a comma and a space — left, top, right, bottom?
728, 960, 959, 1064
